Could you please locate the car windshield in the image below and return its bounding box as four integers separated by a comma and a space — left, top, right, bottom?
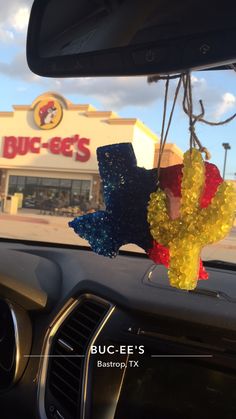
0, 1, 235, 266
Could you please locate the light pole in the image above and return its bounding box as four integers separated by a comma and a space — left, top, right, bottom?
222, 143, 231, 180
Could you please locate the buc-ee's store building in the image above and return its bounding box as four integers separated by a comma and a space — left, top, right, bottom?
0, 92, 183, 209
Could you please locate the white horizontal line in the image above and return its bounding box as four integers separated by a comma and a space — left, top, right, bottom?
151, 355, 213, 358
24, 354, 213, 359
24, 355, 85, 358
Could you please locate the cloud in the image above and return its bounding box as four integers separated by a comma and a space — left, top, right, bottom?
0, 53, 35, 81
213, 92, 236, 119
0, 0, 32, 21
10, 7, 30, 32
0, 27, 14, 42
185, 74, 236, 122
54, 77, 166, 109
190, 75, 219, 106
16, 85, 28, 92
0, 1, 32, 42
191, 75, 207, 91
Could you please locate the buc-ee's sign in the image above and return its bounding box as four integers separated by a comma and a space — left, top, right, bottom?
2, 135, 91, 162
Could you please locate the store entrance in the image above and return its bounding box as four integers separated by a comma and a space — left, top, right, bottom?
8, 176, 92, 212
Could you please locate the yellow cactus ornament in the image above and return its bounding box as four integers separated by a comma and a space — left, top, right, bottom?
147, 149, 236, 290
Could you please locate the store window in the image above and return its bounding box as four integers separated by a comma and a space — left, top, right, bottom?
60, 179, 72, 188
72, 180, 90, 198
40, 178, 60, 187
8, 176, 91, 209
71, 180, 91, 209
26, 177, 39, 185
8, 176, 25, 194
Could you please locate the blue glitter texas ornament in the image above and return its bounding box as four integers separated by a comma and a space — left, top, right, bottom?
69, 143, 157, 257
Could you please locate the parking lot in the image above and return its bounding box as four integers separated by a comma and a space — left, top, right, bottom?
0, 209, 235, 263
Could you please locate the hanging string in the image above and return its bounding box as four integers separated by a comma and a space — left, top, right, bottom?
155, 76, 182, 184
157, 77, 169, 181
160, 77, 182, 160
182, 71, 236, 127
182, 73, 211, 159
182, 73, 194, 151
148, 66, 236, 166
159, 77, 170, 153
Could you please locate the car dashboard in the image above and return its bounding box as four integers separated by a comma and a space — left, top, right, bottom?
0, 241, 236, 419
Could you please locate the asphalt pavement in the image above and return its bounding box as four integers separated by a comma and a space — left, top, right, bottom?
0, 211, 235, 263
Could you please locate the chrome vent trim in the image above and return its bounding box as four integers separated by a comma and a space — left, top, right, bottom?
38, 294, 114, 419
0, 299, 32, 392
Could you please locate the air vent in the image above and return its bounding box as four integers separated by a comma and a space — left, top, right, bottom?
45, 297, 110, 419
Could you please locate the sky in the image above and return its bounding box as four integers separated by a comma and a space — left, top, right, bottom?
0, 0, 235, 179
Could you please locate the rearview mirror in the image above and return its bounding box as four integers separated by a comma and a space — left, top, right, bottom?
27, 0, 236, 78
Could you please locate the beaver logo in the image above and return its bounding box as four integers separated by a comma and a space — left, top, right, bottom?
34, 98, 63, 129
39, 101, 57, 126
